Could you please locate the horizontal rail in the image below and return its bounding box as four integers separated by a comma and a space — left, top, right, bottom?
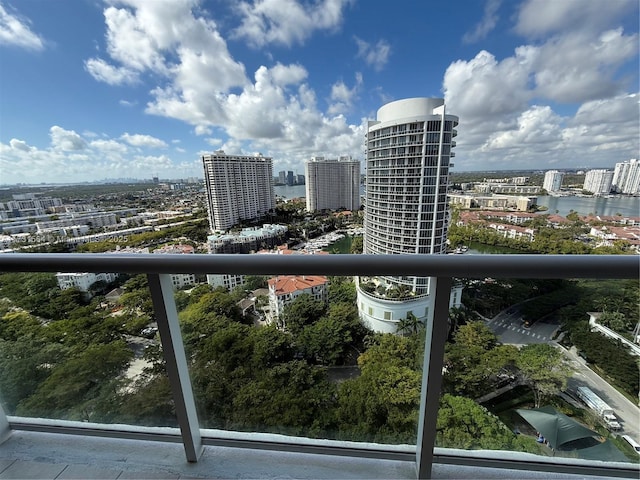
0, 253, 637, 279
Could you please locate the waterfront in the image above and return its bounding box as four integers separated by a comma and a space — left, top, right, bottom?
535, 195, 639, 217
275, 185, 639, 218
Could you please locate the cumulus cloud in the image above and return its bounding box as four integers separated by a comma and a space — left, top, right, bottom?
0, 126, 195, 184
462, 0, 501, 44
0, 3, 44, 50
121, 132, 168, 148
82, 1, 367, 170
515, 0, 636, 38
445, 0, 638, 171
9, 138, 32, 151
328, 73, 362, 115
85, 58, 139, 85
49, 126, 87, 151
233, 0, 352, 48
354, 36, 391, 71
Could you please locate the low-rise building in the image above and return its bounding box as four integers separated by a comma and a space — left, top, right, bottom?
207, 224, 288, 254
56, 272, 119, 292
153, 244, 197, 289
268, 275, 328, 325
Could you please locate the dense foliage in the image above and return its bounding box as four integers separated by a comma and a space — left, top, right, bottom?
0, 270, 632, 453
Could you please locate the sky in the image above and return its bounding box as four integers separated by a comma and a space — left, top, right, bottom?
0, 0, 638, 184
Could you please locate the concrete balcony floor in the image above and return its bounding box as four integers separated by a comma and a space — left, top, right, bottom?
0, 430, 626, 480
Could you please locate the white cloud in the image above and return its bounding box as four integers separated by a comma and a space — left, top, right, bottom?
443, 50, 531, 122
0, 3, 44, 51
528, 28, 638, 103
233, 0, 352, 48
82, 1, 366, 170
354, 36, 390, 71
119, 99, 137, 107
0, 127, 192, 184
85, 58, 139, 85
515, 0, 636, 38
121, 132, 168, 148
444, 0, 638, 171
49, 126, 87, 151
462, 0, 501, 44
328, 73, 362, 115
482, 105, 564, 151
89, 139, 128, 154
9, 138, 32, 151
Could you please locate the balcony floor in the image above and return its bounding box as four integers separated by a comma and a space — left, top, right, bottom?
0, 430, 629, 480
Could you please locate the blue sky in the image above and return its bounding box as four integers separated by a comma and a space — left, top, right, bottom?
0, 0, 638, 184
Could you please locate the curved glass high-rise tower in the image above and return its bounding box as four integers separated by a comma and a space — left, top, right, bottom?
357, 98, 458, 333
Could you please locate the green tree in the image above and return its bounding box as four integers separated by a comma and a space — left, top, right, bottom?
17, 341, 133, 421
335, 334, 423, 443
350, 236, 363, 254
436, 394, 538, 452
297, 316, 352, 365
516, 344, 572, 408
279, 294, 326, 333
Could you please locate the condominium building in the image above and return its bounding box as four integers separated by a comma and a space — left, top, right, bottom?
612, 159, 640, 194
305, 156, 361, 212
583, 169, 614, 195
206, 224, 288, 254
356, 97, 458, 333
543, 170, 564, 192
55, 272, 118, 292
202, 151, 275, 231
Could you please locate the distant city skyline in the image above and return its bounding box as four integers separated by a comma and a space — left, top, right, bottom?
0, 0, 638, 184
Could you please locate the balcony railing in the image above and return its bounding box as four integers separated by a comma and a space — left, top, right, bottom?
0, 253, 638, 479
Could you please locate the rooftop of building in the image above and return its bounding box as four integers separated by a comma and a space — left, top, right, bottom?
267, 275, 328, 295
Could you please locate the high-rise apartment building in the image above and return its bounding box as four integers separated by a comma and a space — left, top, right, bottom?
583, 169, 614, 195
202, 151, 275, 231
356, 98, 458, 333
305, 156, 361, 212
543, 170, 564, 192
612, 159, 640, 194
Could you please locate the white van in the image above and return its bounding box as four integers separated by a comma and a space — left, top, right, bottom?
621, 435, 640, 455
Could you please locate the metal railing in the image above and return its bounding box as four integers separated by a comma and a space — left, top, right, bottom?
0, 253, 638, 479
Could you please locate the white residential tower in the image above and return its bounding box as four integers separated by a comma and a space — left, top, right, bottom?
202, 151, 275, 231
356, 98, 459, 333
305, 156, 361, 212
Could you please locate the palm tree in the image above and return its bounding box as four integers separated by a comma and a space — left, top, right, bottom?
396, 313, 422, 336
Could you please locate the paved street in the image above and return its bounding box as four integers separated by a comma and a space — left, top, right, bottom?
564, 345, 640, 442
485, 307, 559, 345
485, 306, 640, 446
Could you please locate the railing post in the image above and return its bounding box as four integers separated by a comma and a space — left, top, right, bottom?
416, 276, 452, 479
0, 401, 10, 445
147, 273, 202, 462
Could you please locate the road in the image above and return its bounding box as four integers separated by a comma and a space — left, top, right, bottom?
563, 345, 640, 442
484, 307, 559, 345
485, 306, 640, 444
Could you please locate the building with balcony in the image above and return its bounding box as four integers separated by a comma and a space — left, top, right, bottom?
305, 156, 361, 212
206, 224, 288, 254
357, 98, 458, 333
543, 170, 565, 193
202, 151, 275, 231
583, 169, 614, 195
612, 159, 640, 194
55, 271, 119, 292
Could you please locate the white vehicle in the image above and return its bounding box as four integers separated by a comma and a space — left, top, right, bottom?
576, 386, 621, 430
621, 435, 640, 455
